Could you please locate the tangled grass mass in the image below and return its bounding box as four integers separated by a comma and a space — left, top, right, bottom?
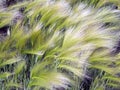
0, 0, 120, 90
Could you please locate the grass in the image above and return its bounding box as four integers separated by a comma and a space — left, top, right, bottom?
0, 0, 120, 90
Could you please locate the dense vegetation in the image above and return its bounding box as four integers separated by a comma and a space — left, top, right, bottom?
0, 0, 120, 90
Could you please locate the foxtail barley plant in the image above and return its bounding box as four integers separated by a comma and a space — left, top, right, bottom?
0, 0, 120, 90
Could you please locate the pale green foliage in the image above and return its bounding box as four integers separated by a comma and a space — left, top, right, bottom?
0, 0, 120, 90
